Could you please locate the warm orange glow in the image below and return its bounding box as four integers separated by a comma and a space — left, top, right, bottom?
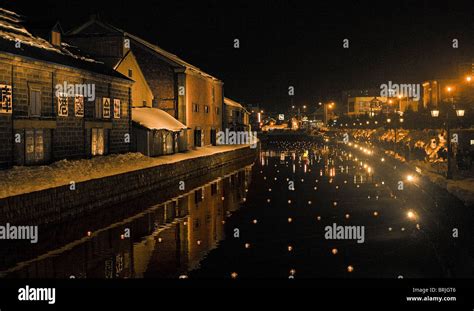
347, 265, 354, 272
331, 248, 338, 255
466, 76, 472, 82
446, 86, 453, 93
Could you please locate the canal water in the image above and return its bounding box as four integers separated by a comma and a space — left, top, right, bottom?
2, 141, 473, 278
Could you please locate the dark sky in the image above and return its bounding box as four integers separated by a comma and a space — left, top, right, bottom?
5, 0, 474, 111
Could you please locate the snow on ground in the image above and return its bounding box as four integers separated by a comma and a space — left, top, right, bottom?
0, 145, 250, 199
409, 160, 474, 206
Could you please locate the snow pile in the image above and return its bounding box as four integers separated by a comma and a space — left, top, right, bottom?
132, 107, 187, 131
0, 145, 249, 199
410, 160, 474, 206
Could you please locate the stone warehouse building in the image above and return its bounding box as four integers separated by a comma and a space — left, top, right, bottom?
0, 8, 133, 168
66, 16, 224, 150
223, 97, 250, 132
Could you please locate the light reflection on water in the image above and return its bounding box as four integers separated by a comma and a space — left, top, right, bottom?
3, 166, 253, 279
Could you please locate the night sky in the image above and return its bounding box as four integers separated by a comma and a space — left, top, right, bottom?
6, 0, 474, 111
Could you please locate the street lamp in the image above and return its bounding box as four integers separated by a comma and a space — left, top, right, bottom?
431, 105, 465, 179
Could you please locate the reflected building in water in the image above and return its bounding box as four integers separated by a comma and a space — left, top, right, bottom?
4, 167, 252, 279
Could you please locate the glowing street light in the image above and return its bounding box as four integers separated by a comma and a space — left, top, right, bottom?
430, 106, 465, 179
406, 210, 417, 221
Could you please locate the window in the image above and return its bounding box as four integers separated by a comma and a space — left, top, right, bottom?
193, 103, 199, 112
95, 98, 102, 118
128, 69, 133, 78
194, 189, 203, 204
91, 128, 105, 156
211, 183, 217, 196
29, 88, 41, 117
25, 129, 44, 164
204, 105, 209, 113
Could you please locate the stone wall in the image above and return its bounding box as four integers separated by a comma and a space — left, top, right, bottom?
0, 146, 257, 226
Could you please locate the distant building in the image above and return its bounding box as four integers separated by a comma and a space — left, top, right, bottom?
342, 87, 419, 116
245, 103, 261, 130
223, 97, 250, 132
0, 8, 133, 168
422, 78, 473, 109
346, 96, 388, 116
66, 16, 223, 149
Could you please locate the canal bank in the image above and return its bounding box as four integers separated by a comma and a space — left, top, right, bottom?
0, 145, 257, 226
339, 139, 474, 277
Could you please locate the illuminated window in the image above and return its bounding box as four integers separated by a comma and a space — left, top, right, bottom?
25, 129, 44, 164
91, 128, 105, 156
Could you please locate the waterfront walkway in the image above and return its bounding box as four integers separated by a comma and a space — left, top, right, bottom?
0, 145, 250, 199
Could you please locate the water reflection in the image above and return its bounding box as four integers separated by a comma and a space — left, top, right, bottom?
3, 166, 252, 279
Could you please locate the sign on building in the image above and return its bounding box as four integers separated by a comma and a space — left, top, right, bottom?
103, 97, 111, 119
75, 95, 84, 117
0, 84, 12, 114
57, 94, 68, 117
278, 114, 285, 121
113, 99, 121, 119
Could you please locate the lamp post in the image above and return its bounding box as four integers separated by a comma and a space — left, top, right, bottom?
324, 102, 334, 125
431, 105, 465, 179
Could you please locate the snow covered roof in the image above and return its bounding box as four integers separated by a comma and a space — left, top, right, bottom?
224, 97, 250, 114
132, 107, 188, 132
0, 8, 130, 81
67, 18, 222, 83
